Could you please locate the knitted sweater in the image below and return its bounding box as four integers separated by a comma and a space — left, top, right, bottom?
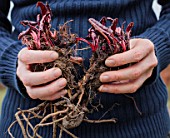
0, 0, 170, 138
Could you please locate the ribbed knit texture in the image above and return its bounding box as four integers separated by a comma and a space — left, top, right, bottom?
0, 0, 170, 138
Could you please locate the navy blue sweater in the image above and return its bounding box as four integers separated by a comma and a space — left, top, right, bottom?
0, 0, 170, 138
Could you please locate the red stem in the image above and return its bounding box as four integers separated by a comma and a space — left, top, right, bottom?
76, 37, 97, 52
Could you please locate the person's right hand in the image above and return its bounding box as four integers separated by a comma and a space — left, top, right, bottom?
17, 47, 67, 101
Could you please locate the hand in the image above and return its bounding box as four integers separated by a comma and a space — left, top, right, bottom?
99, 38, 158, 94
17, 47, 67, 100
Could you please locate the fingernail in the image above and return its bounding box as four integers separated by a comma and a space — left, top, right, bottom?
60, 90, 67, 96
105, 59, 115, 66
54, 68, 62, 76
58, 78, 67, 87
98, 86, 108, 92
100, 75, 109, 82
51, 52, 58, 60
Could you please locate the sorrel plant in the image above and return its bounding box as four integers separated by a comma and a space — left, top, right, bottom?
8, 2, 134, 138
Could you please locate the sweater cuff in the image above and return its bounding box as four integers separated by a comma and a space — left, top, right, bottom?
0, 41, 27, 97
134, 27, 170, 85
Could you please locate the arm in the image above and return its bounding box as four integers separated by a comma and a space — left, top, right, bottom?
0, 1, 67, 100
99, 1, 170, 94
138, 0, 170, 72
0, 0, 24, 94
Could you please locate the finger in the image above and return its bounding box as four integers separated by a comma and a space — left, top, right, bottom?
26, 78, 67, 99
39, 89, 67, 101
70, 56, 83, 62
21, 68, 62, 86
99, 70, 152, 94
105, 39, 154, 67
17, 60, 30, 80
100, 52, 157, 83
70, 56, 83, 64
18, 47, 59, 64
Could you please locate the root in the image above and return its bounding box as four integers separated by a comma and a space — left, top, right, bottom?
58, 124, 78, 138
83, 118, 117, 123
8, 120, 18, 138
52, 105, 57, 138
15, 111, 27, 138
124, 94, 142, 115
10, 2, 135, 138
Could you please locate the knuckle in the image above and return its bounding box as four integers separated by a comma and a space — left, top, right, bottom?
18, 48, 29, 62
18, 52, 23, 61
20, 54, 30, 63
148, 57, 158, 69
119, 57, 126, 65
42, 74, 50, 82
114, 74, 121, 81
112, 74, 120, 81
151, 58, 158, 68
27, 88, 37, 99
148, 44, 154, 52
113, 85, 119, 93
16, 68, 21, 77
130, 84, 138, 93
146, 39, 154, 51
18, 48, 26, 59
133, 52, 142, 62
147, 71, 152, 79
48, 87, 55, 94
22, 77, 31, 86
133, 70, 141, 79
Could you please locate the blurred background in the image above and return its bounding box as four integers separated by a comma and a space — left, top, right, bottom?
0, 1, 170, 113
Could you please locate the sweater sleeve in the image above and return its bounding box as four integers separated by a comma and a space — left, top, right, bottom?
0, 0, 25, 97
135, 1, 170, 85
137, 1, 170, 72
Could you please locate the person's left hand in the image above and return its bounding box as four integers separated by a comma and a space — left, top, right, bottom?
98, 38, 158, 94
